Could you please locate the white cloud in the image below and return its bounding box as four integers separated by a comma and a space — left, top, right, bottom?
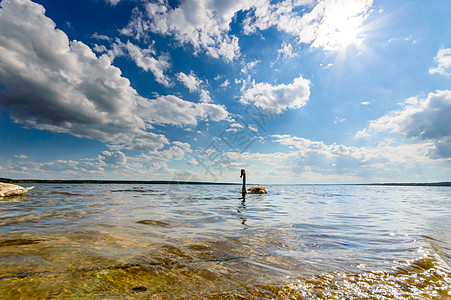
121, 0, 247, 61
334, 117, 346, 124
119, 0, 373, 62
0, 0, 228, 153
248, 124, 258, 132
354, 128, 369, 139
93, 39, 172, 87
429, 48, 451, 77
355, 90, 451, 158
92, 32, 111, 41
220, 79, 230, 88
194, 133, 439, 183
266, 134, 437, 182
299, 0, 372, 51
176, 71, 202, 92
0, 0, 150, 149
1, 143, 199, 180
106, 0, 120, 6
14, 155, 28, 159
199, 89, 212, 103
240, 75, 311, 113
137, 95, 229, 126
230, 122, 244, 128
277, 41, 297, 59
120, 40, 172, 87
161, 141, 193, 160
241, 59, 260, 73
176, 71, 212, 102
24, 150, 127, 175
320, 63, 333, 69
98, 151, 127, 165
93, 44, 108, 53
244, 0, 372, 52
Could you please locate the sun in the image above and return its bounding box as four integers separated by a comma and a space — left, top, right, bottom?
313, 1, 370, 52
321, 15, 365, 52
334, 18, 364, 49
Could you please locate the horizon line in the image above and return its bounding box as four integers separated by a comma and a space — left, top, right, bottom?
1, 178, 450, 187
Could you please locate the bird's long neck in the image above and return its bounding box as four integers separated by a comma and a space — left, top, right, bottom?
242, 172, 246, 196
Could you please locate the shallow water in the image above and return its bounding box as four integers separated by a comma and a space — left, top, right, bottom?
0, 184, 450, 299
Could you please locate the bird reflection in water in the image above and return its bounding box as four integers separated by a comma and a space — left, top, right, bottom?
237, 198, 247, 226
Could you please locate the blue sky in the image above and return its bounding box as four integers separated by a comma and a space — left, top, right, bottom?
0, 0, 450, 183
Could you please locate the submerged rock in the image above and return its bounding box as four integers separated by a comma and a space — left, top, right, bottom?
136, 220, 170, 227
0, 239, 42, 247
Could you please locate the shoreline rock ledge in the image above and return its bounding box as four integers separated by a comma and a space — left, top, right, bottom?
0, 182, 34, 197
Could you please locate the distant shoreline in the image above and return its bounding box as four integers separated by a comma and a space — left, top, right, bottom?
1, 178, 450, 186
0, 178, 237, 185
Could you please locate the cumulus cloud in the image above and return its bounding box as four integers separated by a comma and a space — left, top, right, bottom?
118, 0, 373, 62
296, 0, 372, 51
98, 150, 127, 165
244, 0, 373, 51
0, 0, 151, 148
96, 39, 172, 87
176, 71, 212, 102
271, 134, 378, 175
199, 89, 212, 103
194, 133, 437, 183
1, 145, 197, 179
161, 141, 193, 160
240, 75, 311, 113
267, 134, 436, 181
0, 0, 229, 152
121, 40, 172, 86
429, 48, 451, 77
176, 71, 202, 92
355, 90, 451, 158
121, 0, 246, 61
37, 151, 128, 174
137, 95, 229, 126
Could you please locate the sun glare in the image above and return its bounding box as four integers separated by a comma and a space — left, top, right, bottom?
315, 1, 370, 52
334, 18, 364, 48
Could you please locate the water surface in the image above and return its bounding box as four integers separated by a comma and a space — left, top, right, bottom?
0, 184, 450, 299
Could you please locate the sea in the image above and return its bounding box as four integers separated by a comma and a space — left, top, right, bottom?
0, 183, 450, 299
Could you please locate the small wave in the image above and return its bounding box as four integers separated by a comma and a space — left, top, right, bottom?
283, 254, 451, 299
0, 195, 31, 202
111, 189, 157, 193
48, 191, 83, 196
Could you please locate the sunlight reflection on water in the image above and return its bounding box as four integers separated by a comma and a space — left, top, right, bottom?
0, 184, 450, 298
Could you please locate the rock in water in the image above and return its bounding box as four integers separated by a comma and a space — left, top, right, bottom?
136, 220, 170, 227
0, 182, 34, 197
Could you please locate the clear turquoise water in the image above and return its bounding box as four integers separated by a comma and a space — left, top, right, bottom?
0, 184, 450, 298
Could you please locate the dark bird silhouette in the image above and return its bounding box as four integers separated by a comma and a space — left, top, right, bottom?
240, 169, 267, 197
